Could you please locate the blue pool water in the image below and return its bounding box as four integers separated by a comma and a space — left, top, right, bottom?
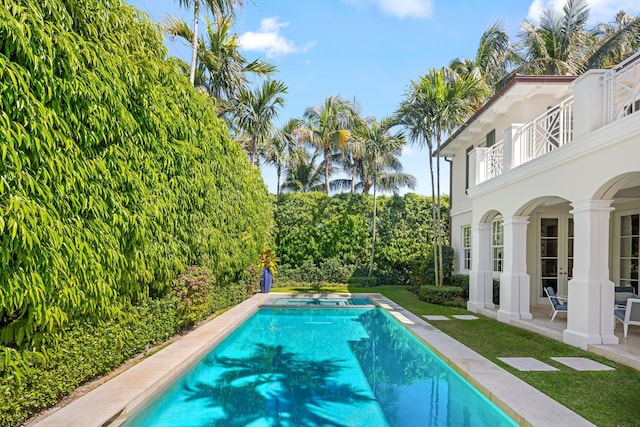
269, 297, 373, 306
124, 308, 518, 427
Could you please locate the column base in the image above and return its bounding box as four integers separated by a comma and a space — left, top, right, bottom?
497, 309, 517, 323
563, 329, 618, 349
467, 301, 482, 313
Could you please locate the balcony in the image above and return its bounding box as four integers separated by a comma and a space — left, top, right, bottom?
473, 50, 640, 186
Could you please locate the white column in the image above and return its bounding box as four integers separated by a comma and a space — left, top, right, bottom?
467, 222, 494, 312
563, 200, 618, 349
497, 216, 532, 323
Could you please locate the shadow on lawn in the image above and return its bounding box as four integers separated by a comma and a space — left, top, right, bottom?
181, 343, 373, 426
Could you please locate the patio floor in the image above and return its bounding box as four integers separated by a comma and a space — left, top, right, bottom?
478, 305, 640, 370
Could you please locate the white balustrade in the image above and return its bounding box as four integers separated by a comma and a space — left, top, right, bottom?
485, 141, 504, 180
603, 50, 640, 125
512, 97, 574, 168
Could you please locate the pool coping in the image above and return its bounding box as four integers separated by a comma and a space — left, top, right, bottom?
30, 293, 594, 427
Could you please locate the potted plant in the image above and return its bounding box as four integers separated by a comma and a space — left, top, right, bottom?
258, 248, 279, 293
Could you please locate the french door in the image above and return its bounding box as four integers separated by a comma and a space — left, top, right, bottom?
539, 215, 574, 302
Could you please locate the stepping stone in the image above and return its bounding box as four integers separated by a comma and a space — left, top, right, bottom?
452, 315, 479, 320
423, 315, 450, 321
550, 357, 615, 371
498, 357, 558, 371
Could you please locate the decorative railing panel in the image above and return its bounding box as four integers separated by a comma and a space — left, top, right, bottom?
513, 97, 574, 168
603, 50, 640, 124
485, 141, 503, 180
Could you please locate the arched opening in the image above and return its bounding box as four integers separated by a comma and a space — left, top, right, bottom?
597, 173, 640, 295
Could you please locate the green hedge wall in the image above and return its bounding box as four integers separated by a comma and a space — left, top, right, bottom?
274, 192, 449, 284
0, 0, 271, 359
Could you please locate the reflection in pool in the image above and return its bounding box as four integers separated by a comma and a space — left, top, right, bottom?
123, 307, 517, 426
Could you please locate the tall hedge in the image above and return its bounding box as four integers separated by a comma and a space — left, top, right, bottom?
0, 0, 272, 357
274, 192, 448, 282
275, 192, 371, 267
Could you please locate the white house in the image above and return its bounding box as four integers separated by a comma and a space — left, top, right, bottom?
440, 51, 640, 350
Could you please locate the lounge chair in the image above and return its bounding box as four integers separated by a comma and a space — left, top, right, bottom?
544, 287, 567, 322
615, 298, 640, 337
614, 286, 637, 307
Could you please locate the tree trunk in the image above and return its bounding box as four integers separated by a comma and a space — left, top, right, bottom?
368, 169, 378, 277
427, 142, 439, 287
324, 145, 330, 195
435, 131, 443, 287
276, 165, 281, 196
351, 161, 356, 194
189, 0, 199, 85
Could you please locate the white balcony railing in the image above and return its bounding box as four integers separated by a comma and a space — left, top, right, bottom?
512, 96, 574, 168
485, 141, 504, 180
603, 50, 640, 125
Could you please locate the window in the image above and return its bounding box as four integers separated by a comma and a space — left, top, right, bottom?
485, 129, 496, 147
465, 145, 474, 192
462, 225, 472, 270
620, 213, 639, 294
492, 217, 504, 272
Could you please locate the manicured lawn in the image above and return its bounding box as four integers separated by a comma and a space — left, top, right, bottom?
272, 285, 640, 427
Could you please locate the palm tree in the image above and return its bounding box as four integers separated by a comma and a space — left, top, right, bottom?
280, 145, 325, 193
396, 67, 487, 286
233, 80, 288, 167
163, 15, 276, 114
302, 96, 357, 195
515, 0, 640, 76
586, 10, 640, 70
352, 118, 414, 276
450, 22, 516, 93
263, 118, 305, 196
175, 0, 243, 85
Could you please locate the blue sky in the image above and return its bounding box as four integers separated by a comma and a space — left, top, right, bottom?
126, 0, 640, 195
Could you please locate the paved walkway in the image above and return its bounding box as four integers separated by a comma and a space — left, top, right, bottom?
32, 293, 595, 427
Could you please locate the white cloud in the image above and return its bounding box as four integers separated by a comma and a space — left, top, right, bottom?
377, 0, 433, 19
527, 0, 640, 24
343, 0, 433, 19
238, 17, 314, 58
402, 145, 417, 156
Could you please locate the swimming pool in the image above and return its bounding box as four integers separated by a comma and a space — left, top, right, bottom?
123, 307, 517, 426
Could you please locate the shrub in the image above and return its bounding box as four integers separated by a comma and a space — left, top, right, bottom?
408, 246, 455, 290
376, 267, 410, 286
448, 274, 470, 297
317, 258, 355, 283
173, 266, 214, 329
418, 285, 466, 306
348, 276, 379, 287
0, 298, 179, 427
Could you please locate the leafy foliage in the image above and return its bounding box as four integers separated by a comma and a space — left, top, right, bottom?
274, 192, 449, 284
417, 285, 466, 307
0, 0, 272, 361
173, 266, 213, 328
0, 298, 179, 427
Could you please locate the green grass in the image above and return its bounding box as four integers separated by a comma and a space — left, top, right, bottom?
273, 285, 640, 427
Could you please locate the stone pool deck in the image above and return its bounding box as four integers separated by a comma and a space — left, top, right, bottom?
31, 293, 594, 427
